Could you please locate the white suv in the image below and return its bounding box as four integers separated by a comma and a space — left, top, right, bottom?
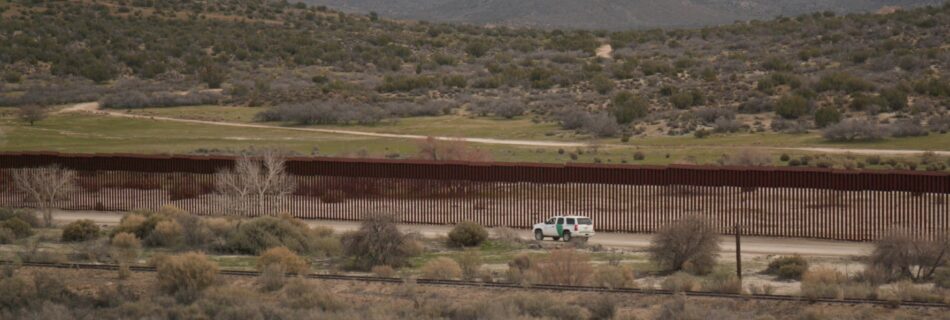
532, 216, 594, 242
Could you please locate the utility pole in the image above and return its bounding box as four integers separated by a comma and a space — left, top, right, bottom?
735, 224, 742, 280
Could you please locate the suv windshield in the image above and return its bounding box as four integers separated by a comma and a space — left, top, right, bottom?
578, 218, 592, 225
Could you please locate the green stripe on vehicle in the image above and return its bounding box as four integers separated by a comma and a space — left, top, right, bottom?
556, 224, 563, 237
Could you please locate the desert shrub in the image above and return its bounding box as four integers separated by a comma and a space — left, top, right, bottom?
764, 255, 809, 280
592, 264, 636, 289
61, 219, 101, 242
890, 119, 928, 138
869, 229, 949, 282
879, 87, 908, 111
738, 97, 773, 114
224, 216, 316, 255
703, 269, 743, 294
531, 249, 593, 285
670, 90, 704, 109
934, 267, 950, 289
371, 265, 396, 278
1, 218, 32, 239
815, 72, 875, 93
582, 113, 621, 137
0, 274, 35, 310
506, 253, 535, 283
582, 295, 620, 320
341, 213, 418, 270
421, 257, 463, 280
155, 252, 219, 303
280, 279, 345, 311
800, 267, 847, 300
378, 75, 440, 92
823, 119, 886, 141
649, 216, 719, 275
256, 101, 388, 125
147, 220, 184, 247
610, 92, 648, 124
257, 246, 310, 275
0, 228, 15, 244
100, 90, 221, 109
447, 221, 488, 247
455, 250, 482, 280
774, 94, 811, 119
662, 272, 699, 292
0, 209, 40, 227
813, 106, 842, 128
111, 232, 141, 278
881, 280, 942, 303
590, 74, 614, 94
257, 264, 287, 292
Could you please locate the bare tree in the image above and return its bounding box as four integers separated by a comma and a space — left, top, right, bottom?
648, 215, 721, 275
11, 165, 76, 227
18, 105, 48, 126
215, 150, 296, 215
870, 229, 949, 282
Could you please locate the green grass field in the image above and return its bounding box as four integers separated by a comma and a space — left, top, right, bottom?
1, 106, 947, 169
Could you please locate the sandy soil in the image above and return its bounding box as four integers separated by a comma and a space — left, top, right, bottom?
52, 209, 872, 257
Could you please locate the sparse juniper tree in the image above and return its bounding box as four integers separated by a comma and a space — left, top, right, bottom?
17, 105, 48, 126
214, 149, 296, 216
11, 165, 76, 227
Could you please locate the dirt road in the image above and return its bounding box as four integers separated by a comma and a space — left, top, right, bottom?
63, 102, 948, 156
53, 209, 872, 257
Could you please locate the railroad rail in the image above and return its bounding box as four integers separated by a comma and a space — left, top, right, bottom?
8, 260, 949, 309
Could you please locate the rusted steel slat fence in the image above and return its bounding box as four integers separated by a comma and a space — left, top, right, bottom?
1, 152, 948, 241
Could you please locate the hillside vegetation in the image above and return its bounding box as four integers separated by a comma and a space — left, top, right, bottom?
300, 0, 945, 29
0, 0, 948, 169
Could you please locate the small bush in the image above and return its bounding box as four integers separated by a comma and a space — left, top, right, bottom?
610, 92, 648, 124
764, 255, 809, 280
648, 216, 720, 275
61, 219, 100, 242
258, 264, 287, 292
148, 220, 184, 247
531, 249, 593, 285
823, 119, 886, 141
775, 94, 811, 119
814, 107, 842, 128
257, 246, 310, 275
800, 267, 847, 300
225, 216, 315, 255
447, 221, 488, 247
1, 218, 32, 239
933, 267, 950, 289
703, 269, 743, 294
592, 264, 636, 289
662, 272, 699, 292
455, 250, 482, 280
0, 228, 15, 244
0, 209, 41, 227
281, 279, 345, 311
341, 214, 418, 270
111, 232, 141, 266
155, 252, 219, 303
421, 257, 462, 280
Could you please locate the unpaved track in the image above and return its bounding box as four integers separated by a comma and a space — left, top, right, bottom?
53, 209, 872, 257
63, 102, 949, 156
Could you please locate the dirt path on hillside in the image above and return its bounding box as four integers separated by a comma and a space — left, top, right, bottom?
52, 209, 872, 257
63, 102, 950, 156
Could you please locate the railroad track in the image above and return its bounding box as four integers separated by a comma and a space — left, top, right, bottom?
7, 260, 949, 309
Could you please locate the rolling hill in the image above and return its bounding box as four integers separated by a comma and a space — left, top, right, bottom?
299, 0, 946, 29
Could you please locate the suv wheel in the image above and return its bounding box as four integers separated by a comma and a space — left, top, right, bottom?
534, 230, 544, 241
562, 232, 572, 242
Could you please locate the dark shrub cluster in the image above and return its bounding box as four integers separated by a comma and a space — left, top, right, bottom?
100, 90, 222, 109
61, 219, 100, 242
764, 255, 809, 280
447, 221, 488, 247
